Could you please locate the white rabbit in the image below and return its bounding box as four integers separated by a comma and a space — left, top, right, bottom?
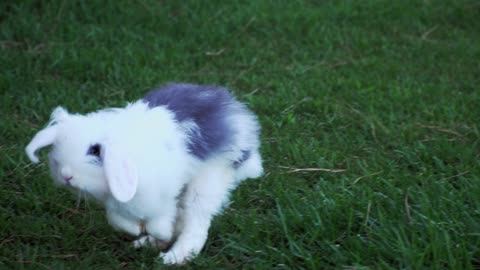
25, 83, 263, 264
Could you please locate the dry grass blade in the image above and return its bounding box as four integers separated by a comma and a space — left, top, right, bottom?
417, 123, 465, 138
205, 48, 225, 56
45, 254, 78, 259
421, 25, 439, 40
352, 171, 383, 185
440, 171, 469, 181
364, 200, 372, 227
405, 192, 412, 226
279, 166, 347, 173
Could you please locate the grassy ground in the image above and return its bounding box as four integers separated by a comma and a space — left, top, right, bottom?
1, 0, 480, 269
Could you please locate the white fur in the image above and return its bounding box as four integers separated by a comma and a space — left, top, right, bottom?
161, 159, 237, 264
25, 99, 263, 264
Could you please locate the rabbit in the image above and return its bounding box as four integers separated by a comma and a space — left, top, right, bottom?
25, 83, 263, 264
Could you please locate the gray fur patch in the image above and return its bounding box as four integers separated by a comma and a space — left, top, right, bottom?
143, 83, 238, 160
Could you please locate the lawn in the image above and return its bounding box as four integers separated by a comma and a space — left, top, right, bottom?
1, 0, 480, 269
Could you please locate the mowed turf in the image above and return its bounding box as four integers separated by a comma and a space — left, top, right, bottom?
1, 0, 479, 269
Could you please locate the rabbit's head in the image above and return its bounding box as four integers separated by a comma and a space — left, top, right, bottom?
26, 106, 138, 202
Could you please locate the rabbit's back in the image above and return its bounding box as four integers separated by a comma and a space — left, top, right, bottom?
143, 83, 260, 166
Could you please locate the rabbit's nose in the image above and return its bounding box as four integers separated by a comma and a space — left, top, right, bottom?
63, 176, 73, 186
61, 167, 73, 184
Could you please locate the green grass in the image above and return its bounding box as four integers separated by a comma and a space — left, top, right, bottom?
1, 0, 480, 269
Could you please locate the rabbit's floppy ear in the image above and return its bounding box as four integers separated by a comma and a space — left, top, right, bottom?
50, 106, 69, 123
26, 125, 58, 163
103, 140, 138, 203
25, 106, 70, 163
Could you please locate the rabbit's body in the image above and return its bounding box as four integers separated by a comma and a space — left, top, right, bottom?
26, 83, 263, 264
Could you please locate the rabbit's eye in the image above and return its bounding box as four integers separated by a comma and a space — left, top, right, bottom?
87, 144, 101, 157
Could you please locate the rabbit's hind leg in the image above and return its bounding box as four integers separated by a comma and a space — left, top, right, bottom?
161, 161, 236, 264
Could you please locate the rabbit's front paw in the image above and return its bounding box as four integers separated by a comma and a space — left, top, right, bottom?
133, 235, 169, 250
160, 247, 195, 265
